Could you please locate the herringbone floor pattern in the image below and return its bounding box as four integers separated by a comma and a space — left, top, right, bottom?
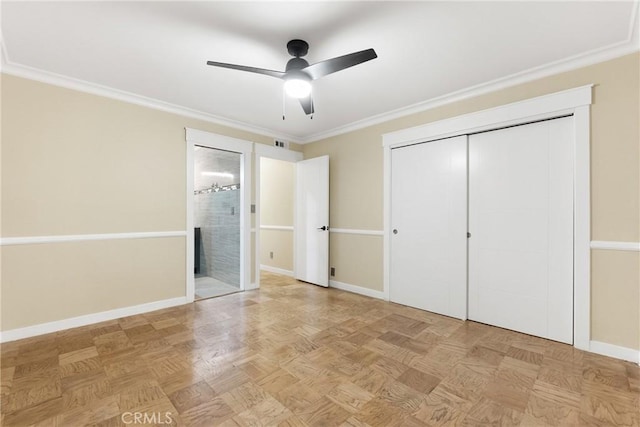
1, 272, 638, 426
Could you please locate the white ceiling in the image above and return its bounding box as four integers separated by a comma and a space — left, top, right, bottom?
1, 1, 638, 143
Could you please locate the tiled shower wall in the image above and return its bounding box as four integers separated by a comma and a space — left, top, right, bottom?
194, 189, 240, 287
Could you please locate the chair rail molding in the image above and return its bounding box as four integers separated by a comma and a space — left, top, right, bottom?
590, 240, 640, 251
329, 228, 384, 236
0, 231, 186, 246
260, 225, 294, 231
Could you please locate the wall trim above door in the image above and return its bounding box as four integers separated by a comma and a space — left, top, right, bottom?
186, 128, 254, 153
382, 85, 593, 351
383, 85, 592, 148
254, 143, 303, 162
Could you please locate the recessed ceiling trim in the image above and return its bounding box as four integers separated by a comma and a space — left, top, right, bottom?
0, 55, 303, 144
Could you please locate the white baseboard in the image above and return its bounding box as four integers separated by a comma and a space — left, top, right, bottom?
0, 296, 189, 343
260, 265, 294, 277
245, 282, 258, 291
589, 340, 639, 364
329, 280, 384, 300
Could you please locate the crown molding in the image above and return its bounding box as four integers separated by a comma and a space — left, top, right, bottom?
300, 0, 639, 144
2, 4, 637, 146
0, 57, 302, 144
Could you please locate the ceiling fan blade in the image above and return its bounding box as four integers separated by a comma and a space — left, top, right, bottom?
299, 94, 314, 115
206, 61, 285, 79
302, 48, 377, 80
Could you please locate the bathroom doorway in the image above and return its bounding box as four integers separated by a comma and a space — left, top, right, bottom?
193, 146, 242, 300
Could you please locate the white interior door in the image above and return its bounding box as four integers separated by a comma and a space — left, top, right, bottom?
468, 117, 574, 343
295, 155, 329, 287
390, 136, 468, 319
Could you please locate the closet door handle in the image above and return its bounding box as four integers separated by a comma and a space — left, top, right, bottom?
317, 226, 328, 231
393, 229, 398, 234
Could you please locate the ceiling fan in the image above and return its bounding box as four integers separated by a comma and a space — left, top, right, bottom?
206, 39, 377, 116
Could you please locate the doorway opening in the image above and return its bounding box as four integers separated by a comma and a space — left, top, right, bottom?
186, 128, 252, 302
253, 144, 302, 289
193, 146, 241, 300
259, 157, 296, 284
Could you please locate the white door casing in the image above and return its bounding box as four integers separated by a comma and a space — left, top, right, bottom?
390, 136, 468, 319
468, 117, 574, 343
185, 128, 252, 302
294, 155, 330, 287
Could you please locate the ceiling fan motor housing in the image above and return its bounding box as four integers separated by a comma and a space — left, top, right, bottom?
286, 57, 310, 72
287, 39, 309, 57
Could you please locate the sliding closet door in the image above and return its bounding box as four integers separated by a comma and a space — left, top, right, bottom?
390, 136, 467, 319
468, 117, 574, 343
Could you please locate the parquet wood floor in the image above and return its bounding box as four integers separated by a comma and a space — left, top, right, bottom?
1, 272, 638, 426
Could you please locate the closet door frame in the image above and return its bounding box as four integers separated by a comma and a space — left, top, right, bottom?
382, 85, 592, 350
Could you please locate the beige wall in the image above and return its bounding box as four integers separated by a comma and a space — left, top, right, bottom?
2, 238, 185, 330
303, 53, 640, 350
330, 233, 383, 290
2, 52, 639, 352
260, 158, 295, 226
0, 74, 301, 331
591, 250, 640, 350
259, 157, 295, 272
260, 230, 294, 272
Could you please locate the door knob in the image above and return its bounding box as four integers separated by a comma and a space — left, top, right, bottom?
317, 226, 328, 231
393, 229, 398, 234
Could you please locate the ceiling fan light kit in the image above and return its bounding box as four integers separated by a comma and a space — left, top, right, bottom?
283, 71, 312, 99
207, 39, 377, 117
